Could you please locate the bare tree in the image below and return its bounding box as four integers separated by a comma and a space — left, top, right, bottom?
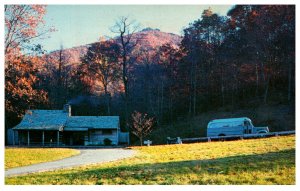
130, 111, 155, 146
45, 44, 71, 108
57, 45, 65, 107
111, 16, 141, 127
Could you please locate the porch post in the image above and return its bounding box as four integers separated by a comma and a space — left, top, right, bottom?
19, 131, 21, 146
42, 131, 45, 146
27, 131, 30, 146
57, 131, 59, 146
12, 130, 15, 145
70, 133, 73, 145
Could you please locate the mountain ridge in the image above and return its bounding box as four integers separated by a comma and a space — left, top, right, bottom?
47, 28, 182, 65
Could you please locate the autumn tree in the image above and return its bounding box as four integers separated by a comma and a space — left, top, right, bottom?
129, 47, 163, 125
5, 5, 50, 137
181, 8, 227, 113
111, 16, 141, 127
40, 45, 73, 108
5, 5, 52, 54
68, 63, 95, 97
228, 5, 295, 104
157, 44, 182, 126
130, 111, 155, 146
5, 54, 48, 114
81, 41, 121, 115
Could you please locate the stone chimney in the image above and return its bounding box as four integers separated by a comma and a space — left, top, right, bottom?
63, 104, 71, 117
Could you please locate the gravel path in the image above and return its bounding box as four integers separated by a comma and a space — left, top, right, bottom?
5, 148, 136, 177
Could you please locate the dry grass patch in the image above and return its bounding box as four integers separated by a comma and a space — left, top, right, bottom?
5, 148, 80, 169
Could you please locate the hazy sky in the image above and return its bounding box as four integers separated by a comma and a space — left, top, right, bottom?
39, 5, 233, 52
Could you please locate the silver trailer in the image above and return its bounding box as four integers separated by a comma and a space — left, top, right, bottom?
207, 117, 269, 137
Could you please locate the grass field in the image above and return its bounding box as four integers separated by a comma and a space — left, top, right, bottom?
5, 135, 295, 185
5, 148, 80, 169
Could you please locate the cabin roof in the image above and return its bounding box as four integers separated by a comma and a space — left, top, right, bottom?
13, 110, 120, 131
64, 116, 119, 130
13, 110, 68, 131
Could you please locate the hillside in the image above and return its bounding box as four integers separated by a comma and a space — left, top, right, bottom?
147, 103, 295, 144
46, 28, 182, 66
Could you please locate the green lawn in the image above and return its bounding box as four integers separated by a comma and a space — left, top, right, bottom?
5, 148, 80, 169
5, 135, 295, 185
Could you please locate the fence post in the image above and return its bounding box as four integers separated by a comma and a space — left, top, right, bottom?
177, 137, 182, 144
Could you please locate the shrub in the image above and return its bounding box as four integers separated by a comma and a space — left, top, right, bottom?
103, 138, 112, 146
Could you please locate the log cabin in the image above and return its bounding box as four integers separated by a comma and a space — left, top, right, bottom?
11, 104, 129, 146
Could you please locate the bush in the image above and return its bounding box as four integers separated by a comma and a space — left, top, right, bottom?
103, 138, 112, 146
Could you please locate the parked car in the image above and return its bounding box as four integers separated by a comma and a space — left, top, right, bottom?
207, 117, 269, 137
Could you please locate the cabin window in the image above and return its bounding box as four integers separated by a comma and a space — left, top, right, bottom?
102, 129, 113, 135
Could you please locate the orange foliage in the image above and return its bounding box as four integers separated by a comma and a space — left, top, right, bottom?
5, 5, 48, 54
5, 5, 49, 118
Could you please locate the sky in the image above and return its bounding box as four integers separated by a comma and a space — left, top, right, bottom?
37, 5, 233, 52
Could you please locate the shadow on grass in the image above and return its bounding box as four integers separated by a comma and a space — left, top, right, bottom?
6, 149, 295, 185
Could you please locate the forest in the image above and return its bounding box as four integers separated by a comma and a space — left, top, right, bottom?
5, 5, 295, 143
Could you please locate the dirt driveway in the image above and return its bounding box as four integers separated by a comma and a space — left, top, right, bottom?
5, 148, 136, 177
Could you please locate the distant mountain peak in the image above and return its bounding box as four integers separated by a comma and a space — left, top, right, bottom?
47, 29, 182, 65
141, 27, 161, 32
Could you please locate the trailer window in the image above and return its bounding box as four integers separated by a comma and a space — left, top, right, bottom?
244, 121, 251, 126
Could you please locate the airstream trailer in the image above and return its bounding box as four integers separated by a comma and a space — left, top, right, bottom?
207, 117, 269, 137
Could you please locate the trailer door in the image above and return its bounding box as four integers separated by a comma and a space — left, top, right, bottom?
243, 120, 252, 134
